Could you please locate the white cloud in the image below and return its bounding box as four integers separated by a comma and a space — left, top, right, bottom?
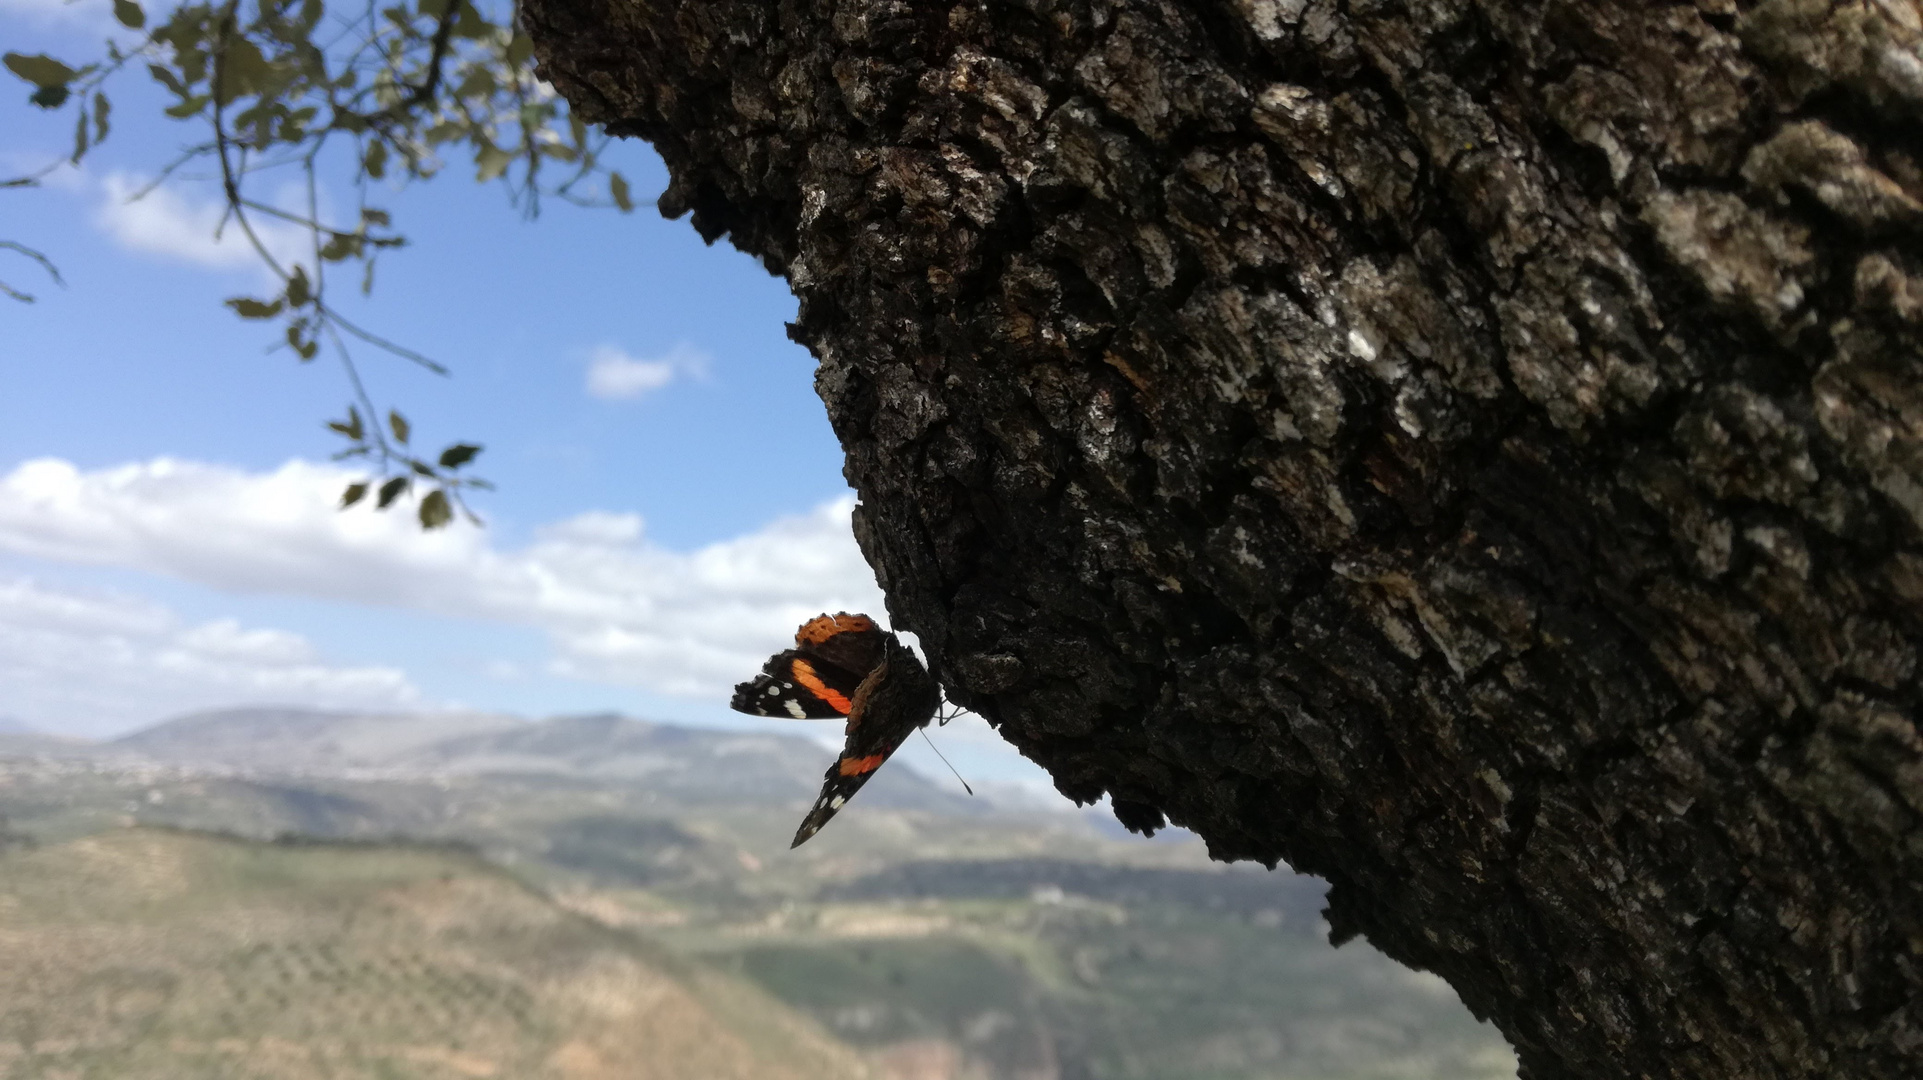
0, 456, 885, 699
95, 172, 307, 275
585, 342, 708, 401
0, 575, 418, 737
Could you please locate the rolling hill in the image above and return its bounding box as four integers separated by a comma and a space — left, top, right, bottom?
0, 707, 1519, 1079
0, 827, 871, 1079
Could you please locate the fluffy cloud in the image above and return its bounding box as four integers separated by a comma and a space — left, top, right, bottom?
95, 172, 307, 275
584, 343, 708, 401
0, 456, 885, 698
0, 575, 418, 736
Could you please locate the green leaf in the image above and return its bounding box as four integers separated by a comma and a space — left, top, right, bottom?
362, 139, 387, 180
474, 142, 514, 183
225, 296, 284, 318
360, 207, 391, 227
112, 0, 145, 30
418, 489, 453, 529
285, 323, 319, 360
505, 32, 533, 69
340, 481, 369, 507
453, 67, 496, 100
29, 85, 69, 109
5, 53, 77, 89
452, 3, 490, 40
329, 407, 366, 441
213, 37, 273, 105
146, 64, 184, 96
376, 476, 409, 509
162, 95, 207, 119
437, 443, 481, 469
318, 232, 360, 262
284, 265, 311, 308
70, 105, 88, 162
92, 92, 110, 144
388, 409, 410, 445
609, 171, 633, 212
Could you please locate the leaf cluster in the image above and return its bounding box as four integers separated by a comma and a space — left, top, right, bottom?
5, 0, 642, 527
329, 405, 488, 529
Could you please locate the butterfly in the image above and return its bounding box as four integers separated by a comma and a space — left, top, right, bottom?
731, 612, 941, 847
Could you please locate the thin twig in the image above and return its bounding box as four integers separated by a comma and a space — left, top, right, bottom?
323, 320, 391, 462
0, 241, 65, 287
126, 147, 213, 201
212, 5, 294, 284
305, 153, 326, 303
323, 308, 449, 374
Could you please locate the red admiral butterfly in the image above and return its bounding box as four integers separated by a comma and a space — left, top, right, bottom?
731, 612, 941, 847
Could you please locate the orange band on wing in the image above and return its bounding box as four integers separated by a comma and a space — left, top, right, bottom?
838, 754, 887, 777
790, 659, 853, 714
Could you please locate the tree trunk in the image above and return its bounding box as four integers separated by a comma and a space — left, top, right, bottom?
520, 1, 1923, 1076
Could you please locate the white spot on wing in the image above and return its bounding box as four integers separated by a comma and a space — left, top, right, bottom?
783, 698, 808, 719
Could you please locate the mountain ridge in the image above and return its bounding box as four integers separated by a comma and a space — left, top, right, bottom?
45, 705, 979, 814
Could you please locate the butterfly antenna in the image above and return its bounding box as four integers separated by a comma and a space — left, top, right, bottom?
919, 728, 974, 796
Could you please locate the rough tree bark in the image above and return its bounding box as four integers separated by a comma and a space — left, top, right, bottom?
520, 2, 1923, 1077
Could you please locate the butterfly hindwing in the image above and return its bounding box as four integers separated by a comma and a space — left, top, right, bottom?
788, 639, 943, 847
794, 612, 888, 676
790, 733, 907, 847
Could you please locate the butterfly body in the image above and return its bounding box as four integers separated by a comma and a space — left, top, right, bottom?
731, 612, 941, 846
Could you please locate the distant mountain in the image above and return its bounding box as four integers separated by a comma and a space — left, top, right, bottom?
0, 722, 98, 758
97, 706, 974, 814
111, 706, 525, 772
384, 710, 961, 808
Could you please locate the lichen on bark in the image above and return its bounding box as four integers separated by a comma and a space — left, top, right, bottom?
521, 2, 1923, 1077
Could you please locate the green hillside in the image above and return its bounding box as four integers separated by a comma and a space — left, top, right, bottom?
0, 828, 871, 1080
0, 710, 1518, 1079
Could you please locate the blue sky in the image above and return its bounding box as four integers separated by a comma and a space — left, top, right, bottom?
0, 0, 1058, 798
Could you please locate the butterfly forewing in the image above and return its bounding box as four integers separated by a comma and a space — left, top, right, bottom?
730, 650, 864, 719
